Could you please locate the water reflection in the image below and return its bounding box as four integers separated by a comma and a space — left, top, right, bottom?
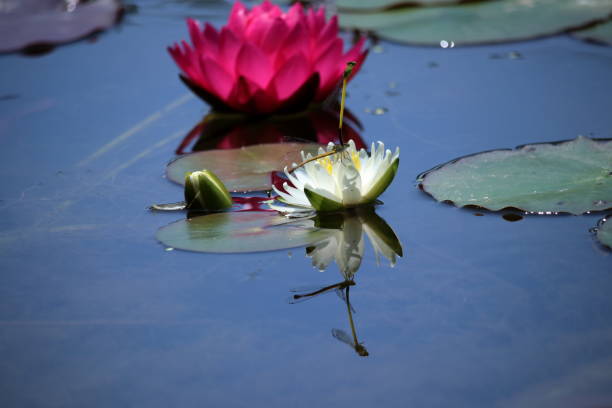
175, 105, 366, 154
289, 207, 402, 357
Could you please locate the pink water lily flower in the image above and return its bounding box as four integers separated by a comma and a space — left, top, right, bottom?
168, 1, 367, 115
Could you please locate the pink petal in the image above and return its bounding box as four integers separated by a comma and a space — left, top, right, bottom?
313, 38, 344, 101
346, 49, 368, 83
256, 0, 282, 18
200, 57, 234, 100
279, 21, 309, 64
170, 41, 205, 84
260, 17, 289, 55
273, 54, 310, 101
313, 28, 341, 61
315, 7, 326, 24
169, 45, 198, 81
343, 36, 366, 63
228, 1, 247, 37
306, 8, 325, 35
318, 15, 338, 45
284, 2, 303, 29
187, 18, 203, 51
314, 38, 343, 84
244, 13, 271, 46
202, 23, 219, 56
219, 27, 241, 75
259, 0, 274, 12
168, 44, 186, 70
235, 42, 273, 89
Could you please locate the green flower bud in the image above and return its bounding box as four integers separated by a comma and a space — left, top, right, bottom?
184, 170, 232, 211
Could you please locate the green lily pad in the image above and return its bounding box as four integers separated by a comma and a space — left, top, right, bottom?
339, 0, 612, 45
572, 19, 612, 45
156, 211, 333, 253
594, 215, 612, 249
335, 0, 472, 12
418, 137, 612, 215
167, 143, 321, 192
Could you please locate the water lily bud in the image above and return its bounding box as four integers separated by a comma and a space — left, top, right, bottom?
184, 170, 232, 211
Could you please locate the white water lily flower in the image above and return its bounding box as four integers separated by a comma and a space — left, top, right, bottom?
273, 140, 400, 212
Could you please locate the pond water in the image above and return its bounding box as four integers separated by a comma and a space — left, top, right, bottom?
1, 1, 612, 407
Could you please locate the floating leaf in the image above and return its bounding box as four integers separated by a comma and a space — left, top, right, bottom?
336, 0, 471, 12
156, 212, 332, 253
338, 0, 612, 45
594, 215, 612, 249
167, 143, 321, 192
572, 19, 612, 45
418, 137, 612, 215
0, 0, 122, 53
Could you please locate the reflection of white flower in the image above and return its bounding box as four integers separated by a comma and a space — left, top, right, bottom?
307, 212, 401, 279
273, 140, 399, 212
309, 217, 364, 278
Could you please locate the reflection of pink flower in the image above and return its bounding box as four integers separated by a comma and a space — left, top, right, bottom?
168, 1, 367, 114
176, 107, 366, 154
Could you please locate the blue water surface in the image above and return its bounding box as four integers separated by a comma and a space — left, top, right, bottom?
1, 1, 611, 407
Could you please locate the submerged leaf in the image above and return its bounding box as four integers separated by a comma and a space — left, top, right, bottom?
167, 143, 321, 192
418, 137, 612, 215
338, 0, 612, 45
156, 212, 333, 253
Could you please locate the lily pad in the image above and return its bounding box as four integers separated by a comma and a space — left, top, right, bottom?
0, 0, 122, 53
335, 0, 476, 12
156, 211, 332, 253
572, 19, 612, 45
594, 215, 612, 249
167, 143, 321, 192
418, 137, 612, 215
338, 0, 612, 45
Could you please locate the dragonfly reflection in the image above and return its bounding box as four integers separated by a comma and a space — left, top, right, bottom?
289, 278, 368, 357
288, 279, 356, 313
332, 284, 369, 357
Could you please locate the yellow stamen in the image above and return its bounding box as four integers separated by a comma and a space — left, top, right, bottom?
351, 151, 361, 171
317, 156, 334, 175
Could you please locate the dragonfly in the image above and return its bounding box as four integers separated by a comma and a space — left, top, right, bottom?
286, 143, 350, 174
287, 61, 357, 174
